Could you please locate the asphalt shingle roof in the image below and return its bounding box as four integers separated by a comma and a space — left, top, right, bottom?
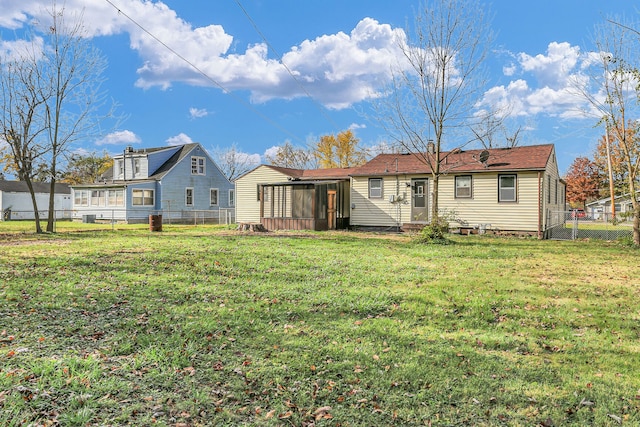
0, 181, 71, 194
350, 144, 554, 176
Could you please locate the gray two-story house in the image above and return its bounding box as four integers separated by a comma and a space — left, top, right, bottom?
72, 143, 234, 224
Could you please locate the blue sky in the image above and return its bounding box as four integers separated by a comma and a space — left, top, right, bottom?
1, 0, 639, 174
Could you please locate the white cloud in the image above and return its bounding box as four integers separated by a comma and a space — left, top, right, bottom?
2, 3, 406, 109
263, 145, 280, 159
189, 107, 209, 119
166, 133, 193, 146
517, 42, 581, 89
480, 42, 600, 120
348, 123, 367, 130
229, 151, 261, 166
3, 2, 612, 122
96, 130, 141, 146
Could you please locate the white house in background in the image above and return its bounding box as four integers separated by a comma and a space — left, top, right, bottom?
71, 143, 234, 223
0, 181, 72, 220
586, 190, 640, 220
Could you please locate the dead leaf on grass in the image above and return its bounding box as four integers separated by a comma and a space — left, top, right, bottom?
608, 414, 622, 424
278, 411, 293, 419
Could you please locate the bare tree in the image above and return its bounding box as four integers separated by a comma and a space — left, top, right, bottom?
41, 4, 112, 232
376, 0, 496, 224
0, 45, 51, 233
573, 17, 640, 245
212, 143, 260, 181
0, 2, 113, 233
471, 107, 525, 149
264, 140, 313, 169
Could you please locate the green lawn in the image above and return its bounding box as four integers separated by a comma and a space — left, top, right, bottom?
0, 224, 638, 426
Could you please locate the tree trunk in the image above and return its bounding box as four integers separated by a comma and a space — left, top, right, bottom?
46, 178, 56, 232
25, 178, 42, 233
633, 205, 640, 246
431, 174, 439, 223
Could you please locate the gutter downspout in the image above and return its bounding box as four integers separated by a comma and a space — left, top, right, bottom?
537, 171, 542, 239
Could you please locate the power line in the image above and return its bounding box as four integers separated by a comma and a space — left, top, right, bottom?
102, 0, 305, 144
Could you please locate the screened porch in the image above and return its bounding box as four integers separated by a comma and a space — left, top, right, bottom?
259, 180, 350, 231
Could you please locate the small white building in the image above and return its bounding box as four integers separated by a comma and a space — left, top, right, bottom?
0, 181, 72, 220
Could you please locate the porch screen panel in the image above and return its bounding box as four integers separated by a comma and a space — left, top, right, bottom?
292, 186, 313, 218
316, 184, 327, 220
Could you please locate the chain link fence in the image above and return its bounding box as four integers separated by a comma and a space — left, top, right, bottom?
1, 208, 236, 230
547, 210, 633, 241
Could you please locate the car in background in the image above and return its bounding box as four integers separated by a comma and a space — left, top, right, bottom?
570, 208, 591, 220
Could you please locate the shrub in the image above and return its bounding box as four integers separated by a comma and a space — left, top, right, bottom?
415, 217, 451, 244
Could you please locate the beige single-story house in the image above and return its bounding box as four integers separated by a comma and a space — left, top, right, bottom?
235, 144, 566, 237
350, 144, 566, 237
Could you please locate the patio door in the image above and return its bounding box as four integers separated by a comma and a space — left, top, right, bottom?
327, 190, 337, 230
411, 179, 428, 222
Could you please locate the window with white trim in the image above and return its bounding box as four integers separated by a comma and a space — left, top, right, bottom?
186, 188, 194, 206
369, 178, 383, 199
191, 156, 205, 175
132, 189, 154, 206
108, 189, 124, 207
74, 190, 89, 206
498, 174, 517, 202
91, 190, 106, 206
455, 175, 472, 198
210, 188, 219, 206
229, 189, 235, 207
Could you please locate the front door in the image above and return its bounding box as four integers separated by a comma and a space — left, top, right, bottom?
327, 190, 337, 230
411, 179, 428, 222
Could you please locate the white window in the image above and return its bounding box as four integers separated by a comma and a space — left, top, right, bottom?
191, 157, 205, 175
134, 159, 140, 176
91, 190, 106, 206
229, 189, 235, 207
369, 178, 383, 199
455, 175, 472, 198
498, 175, 517, 202
186, 188, 194, 206
210, 188, 219, 206
132, 189, 154, 206
74, 190, 89, 206
118, 161, 124, 178
108, 189, 124, 207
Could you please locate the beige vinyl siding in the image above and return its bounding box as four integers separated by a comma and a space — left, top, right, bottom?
439, 172, 541, 232
541, 151, 565, 228
351, 175, 415, 227
352, 172, 546, 232
235, 166, 292, 223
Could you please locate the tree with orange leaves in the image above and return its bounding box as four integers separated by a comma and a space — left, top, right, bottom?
564, 157, 600, 208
